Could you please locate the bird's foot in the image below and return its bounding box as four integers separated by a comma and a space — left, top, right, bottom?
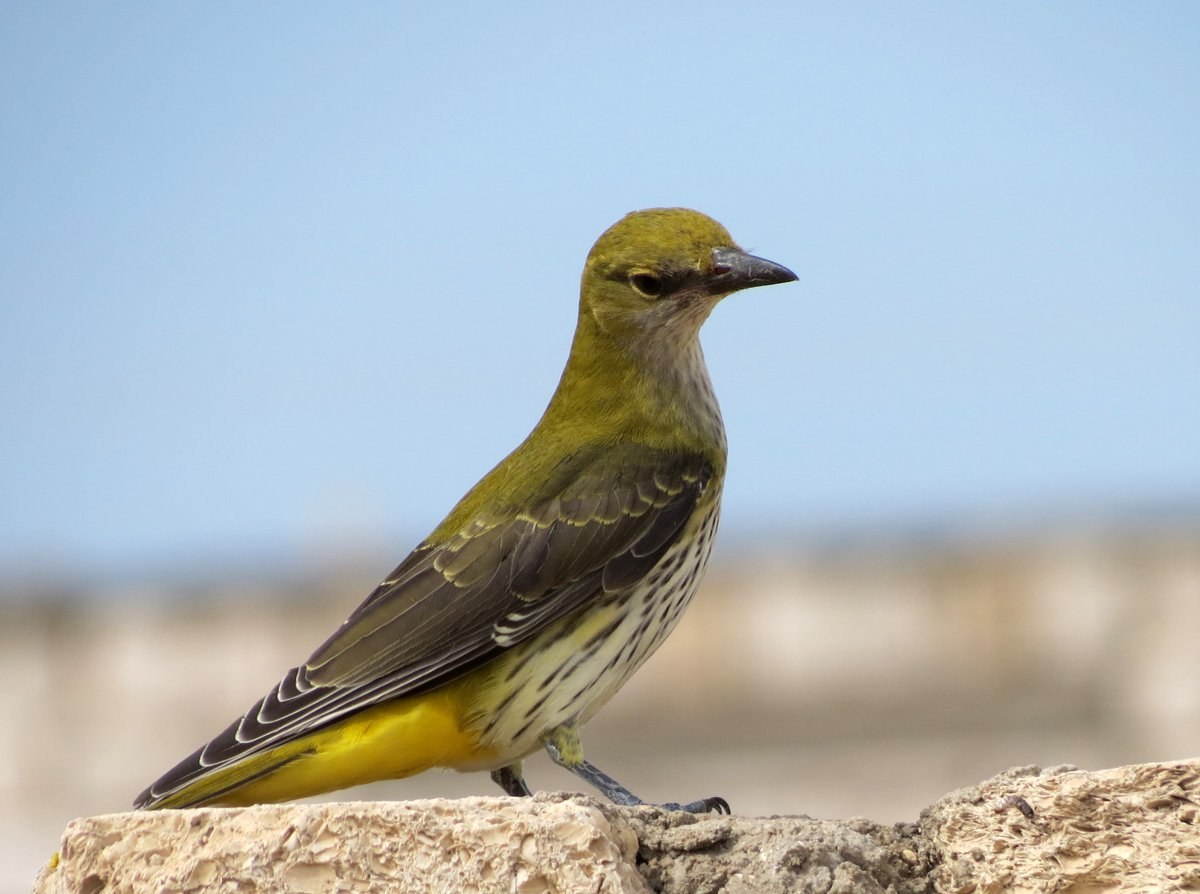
542, 728, 731, 814
656, 796, 731, 814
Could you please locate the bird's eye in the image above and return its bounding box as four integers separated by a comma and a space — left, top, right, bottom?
628, 272, 664, 298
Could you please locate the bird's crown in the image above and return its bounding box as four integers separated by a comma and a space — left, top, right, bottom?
584, 208, 736, 300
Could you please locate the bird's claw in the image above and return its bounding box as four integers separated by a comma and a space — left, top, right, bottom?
659, 795, 731, 814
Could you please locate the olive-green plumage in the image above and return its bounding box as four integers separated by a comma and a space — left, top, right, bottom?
135, 208, 796, 812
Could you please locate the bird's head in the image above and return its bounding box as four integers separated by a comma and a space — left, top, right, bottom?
580, 208, 797, 346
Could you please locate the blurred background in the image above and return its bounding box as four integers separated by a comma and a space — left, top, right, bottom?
3, 3, 1199, 891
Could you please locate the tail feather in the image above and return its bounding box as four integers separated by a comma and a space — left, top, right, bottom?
135, 739, 315, 810
135, 685, 492, 809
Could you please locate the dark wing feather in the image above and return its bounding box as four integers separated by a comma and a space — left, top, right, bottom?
136, 445, 714, 807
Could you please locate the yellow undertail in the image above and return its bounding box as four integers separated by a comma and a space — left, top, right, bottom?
152, 681, 501, 809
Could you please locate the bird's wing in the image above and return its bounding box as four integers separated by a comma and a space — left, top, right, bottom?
137, 445, 714, 804
305, 445, 714, 687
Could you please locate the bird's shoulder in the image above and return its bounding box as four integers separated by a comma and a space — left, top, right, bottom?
434, 437, 721, 542
302, 441, 720, 687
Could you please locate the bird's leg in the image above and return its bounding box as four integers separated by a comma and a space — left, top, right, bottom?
490, 762, 532, 797
542, 722, 730, 814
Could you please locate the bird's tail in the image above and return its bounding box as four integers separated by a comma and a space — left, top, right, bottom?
136, 688, 494, 809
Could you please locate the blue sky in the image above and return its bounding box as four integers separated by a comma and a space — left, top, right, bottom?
2, 3, 1198, 576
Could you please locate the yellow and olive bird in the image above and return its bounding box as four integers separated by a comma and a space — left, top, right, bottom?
135, 208, 796, 813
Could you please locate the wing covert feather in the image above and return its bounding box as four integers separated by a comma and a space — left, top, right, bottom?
306, 446, 713, 688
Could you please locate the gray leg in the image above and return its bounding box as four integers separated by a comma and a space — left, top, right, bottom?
542, 722, 730, 814
490, 762, 532, 797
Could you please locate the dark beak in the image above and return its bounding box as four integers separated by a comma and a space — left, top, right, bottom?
708, 246, 797, 295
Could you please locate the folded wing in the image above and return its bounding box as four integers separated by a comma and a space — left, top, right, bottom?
135, 444, 713, 807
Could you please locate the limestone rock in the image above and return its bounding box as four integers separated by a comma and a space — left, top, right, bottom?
925, 759, 1200, 893
33, 796, 647, 894
33, 759, 1200, 893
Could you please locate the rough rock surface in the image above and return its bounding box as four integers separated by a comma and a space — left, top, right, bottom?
924, 760, 1200, 893
620, 809, 929, 894
33, 796, 646, 894
33, 759, 1200, 894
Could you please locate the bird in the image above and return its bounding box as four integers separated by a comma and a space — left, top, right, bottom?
134, 207, 796, 813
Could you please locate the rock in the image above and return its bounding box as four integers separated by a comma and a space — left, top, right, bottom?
32, 796, 646, 894
924, 759, 1200, 893
33, 759, 1200, 894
